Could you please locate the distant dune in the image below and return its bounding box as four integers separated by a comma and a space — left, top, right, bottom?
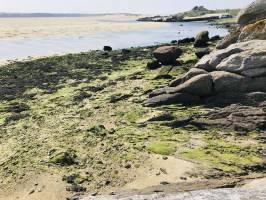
0, 13, 139, 18
0, 14, 163, 40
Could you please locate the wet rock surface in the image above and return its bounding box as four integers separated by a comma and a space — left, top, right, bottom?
82, 188, 266, 200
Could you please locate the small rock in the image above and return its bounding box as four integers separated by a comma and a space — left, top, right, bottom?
124, 163, 131, 169
160, 168, 167, 174
156, 171, 161, 176
162, 156, 168, 160
147, 60, 161, 70
28, 188, 35, 195
91, 192, 99, 196
160, 181, 170, 185
66, 184, 86, 192
121, 49, 130, 54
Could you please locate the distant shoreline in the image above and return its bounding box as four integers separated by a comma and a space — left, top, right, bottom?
0, 13, 140, 18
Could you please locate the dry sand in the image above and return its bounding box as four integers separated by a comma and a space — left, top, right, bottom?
0, 14, 164, 40
0, 173, 70, 200
123, 155, 196, 190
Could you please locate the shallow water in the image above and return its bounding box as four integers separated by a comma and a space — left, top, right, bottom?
0, 18, 228, 61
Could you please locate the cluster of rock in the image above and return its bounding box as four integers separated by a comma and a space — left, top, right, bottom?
147, 31, 220, 70
145, 0, 266, 107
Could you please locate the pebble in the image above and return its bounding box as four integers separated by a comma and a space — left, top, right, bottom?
160, 168, 167, 174
162, 156, 168, 160
28, 188, 35, 195
124, 163, 131, 169
160, 181, 170, 185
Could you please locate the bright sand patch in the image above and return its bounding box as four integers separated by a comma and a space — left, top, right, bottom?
0, 14, 164, 40
242, 178, 266, 189
0, 173, 70, 200
123, 155, 196, 190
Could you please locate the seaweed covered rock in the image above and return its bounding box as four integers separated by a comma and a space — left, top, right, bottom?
49, 149, 77, 166
238, 19, 266, 42
153, 46, 183, 64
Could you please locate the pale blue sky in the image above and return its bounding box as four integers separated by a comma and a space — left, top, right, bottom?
0, 0, 254, 14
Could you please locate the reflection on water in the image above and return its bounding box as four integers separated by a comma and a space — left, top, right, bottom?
0, 21, 228, 61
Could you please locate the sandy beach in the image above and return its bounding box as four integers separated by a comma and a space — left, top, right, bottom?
0, 14, 164, 40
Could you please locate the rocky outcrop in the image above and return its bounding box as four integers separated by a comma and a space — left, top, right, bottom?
237, 0, 266, 26
153, 46, 182, 65
145, 40, 266, 106
217, 0, 266, 49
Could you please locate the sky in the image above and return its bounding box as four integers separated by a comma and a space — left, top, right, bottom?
0, 0, 254, 15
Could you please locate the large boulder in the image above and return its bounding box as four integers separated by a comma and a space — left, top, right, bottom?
216, 49, 266, 77
196, 40, 266, 74
237, 0, 266, 26
210, 71, 247, 93
169, 74, 213, 97
153, 46, 182, 65
169, 68, 208, 87
194, 31, 209, 47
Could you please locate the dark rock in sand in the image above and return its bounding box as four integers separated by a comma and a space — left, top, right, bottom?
103, 46, 112, 51
147, 60, 161, 70
194, 31, 209, 47
178, 37, 195, 44
171, 40, 178, 44
209, 35, 221, 41
121, 49, 131, 54
153, 46, 183, 65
